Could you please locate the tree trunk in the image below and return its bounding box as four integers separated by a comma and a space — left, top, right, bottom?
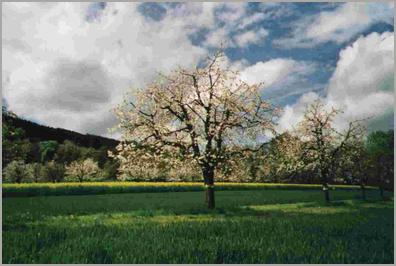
323, 182, 330, 203
378, 157, 385, 200
360, 182, 366, 200
378, 171, 385, 200
357, 160, 366, 200
379, 184, 384, 200
319, 167, 330, 203
202, 166, 215, 209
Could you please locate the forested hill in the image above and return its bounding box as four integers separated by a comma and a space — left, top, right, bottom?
2, 112, 119, 149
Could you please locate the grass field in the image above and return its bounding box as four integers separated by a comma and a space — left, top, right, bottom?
3, 187, 393, 263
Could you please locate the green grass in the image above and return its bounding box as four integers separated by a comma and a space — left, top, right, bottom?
2, 181, 373, 197
3, 188, 393, 263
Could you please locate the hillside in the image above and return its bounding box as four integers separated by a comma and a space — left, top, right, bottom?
2, 111, 119, 149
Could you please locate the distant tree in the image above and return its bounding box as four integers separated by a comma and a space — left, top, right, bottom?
267, 132, 306, 183
2, 139, 32, 166
366, 130, 394, 198
242, 150, 265, 182
26, 163, 43, 183
111, 51, 278, 208
26, 142, 41, 163
102, 159, 120, 180
214, 147, 267, 183
81, 147, 97, 159
42, 161, 65, 183
3, 160, 32, 183
340, 137, 368, 199
82, 146, 109, 168
54, 140, 82, 164
2, 118, 31, 166
91, 146, 110, 168
297, 100, 365, 202
39, 141, 59, 162
65, 158, 100, 182
2, 120, 25, 141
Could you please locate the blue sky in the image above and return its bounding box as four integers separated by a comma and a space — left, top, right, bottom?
2, 2, 394, 136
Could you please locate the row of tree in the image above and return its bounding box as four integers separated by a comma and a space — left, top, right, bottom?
3, 158, 106, 183
2, 52, 393, 209
110, 51, 393, 208
111, 100, 393, 199
2, 110, 119, 183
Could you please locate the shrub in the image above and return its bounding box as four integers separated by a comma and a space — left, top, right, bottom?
26, 163, 43, 183
3, 160, 32, 183
39, 141, 59, 162
101, 160, 119, 180
42, 161, 65, 183
65, 158, 99, 182
54, 140, 83, 164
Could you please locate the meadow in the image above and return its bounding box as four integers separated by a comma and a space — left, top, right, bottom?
3, 185, 393, 264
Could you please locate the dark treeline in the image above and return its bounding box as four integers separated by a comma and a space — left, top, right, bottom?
2, 108, 118, 149
2, 108, 120, 183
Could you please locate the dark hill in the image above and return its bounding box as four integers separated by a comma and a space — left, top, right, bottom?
2, 112, 119, 149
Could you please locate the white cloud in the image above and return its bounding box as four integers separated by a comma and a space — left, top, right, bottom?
234, 28, 268, 48
4, 2, 392, 140
203, 27, 230, 48
201, 3, 269, 49
216, 3, 247, 25
327, 31, 394, 130
2, 2, 207, 137
274, 2, 394, 48
277, 92, 320, 132
162, 2, 222, 32
4, 2, 272, 137
277, 31, 394, 132
240, 58, 315, 88
237, 13, 267, 30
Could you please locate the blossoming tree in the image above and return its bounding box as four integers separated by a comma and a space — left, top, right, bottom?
297, 100, 365, 202
65, 158, 99, 182
111, 52, 278, 208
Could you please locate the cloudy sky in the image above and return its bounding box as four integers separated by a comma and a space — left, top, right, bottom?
2, 2, 394, 138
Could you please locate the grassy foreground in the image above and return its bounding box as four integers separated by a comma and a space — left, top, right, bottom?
3, 181, 371, 197
3, 188, 393, 263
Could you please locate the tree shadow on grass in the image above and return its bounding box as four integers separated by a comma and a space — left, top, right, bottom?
3, 197, 393, 264
9, 198, 392, 231
3, 189, 392, 229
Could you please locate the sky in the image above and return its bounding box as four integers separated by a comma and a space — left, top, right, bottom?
2, 2, 394, 138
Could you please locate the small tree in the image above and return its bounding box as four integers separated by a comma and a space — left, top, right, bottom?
54, 140, 83, 164
65, 158, 99, 182
42, 161, 65, 183
297, 100, 365, 203
340, 137, 368, 199
39, 141, 59, 162
366, 130, 394, 199
26, 162, 43, 183
112, 52, 278, 208
3, 160, 32, 183
2, 118, 32, 167
102, 159, 120, 181
267, 132, 306, 183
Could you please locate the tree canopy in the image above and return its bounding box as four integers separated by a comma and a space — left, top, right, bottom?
112, 51, 279, 208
